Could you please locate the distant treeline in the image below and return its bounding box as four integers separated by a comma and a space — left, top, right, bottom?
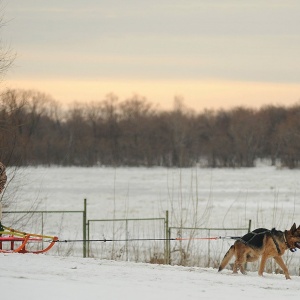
1, 88, 300, 168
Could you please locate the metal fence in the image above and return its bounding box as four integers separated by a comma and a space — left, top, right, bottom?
87, 217, 167, 263
2, 199, 253, 267
168, 224, 251, 267
3, 200, 300, 275
86, 214, 251, 267
2, 199, 87, 257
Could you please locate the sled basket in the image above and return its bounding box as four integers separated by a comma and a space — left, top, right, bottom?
0, 225, 58, 254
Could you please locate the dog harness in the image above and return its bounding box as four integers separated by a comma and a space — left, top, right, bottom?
240, 228, 297, 254
270, 231, 282, 254
239, 229, 282, 254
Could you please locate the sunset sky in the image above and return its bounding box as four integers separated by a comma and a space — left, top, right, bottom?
2, 1, 300, 111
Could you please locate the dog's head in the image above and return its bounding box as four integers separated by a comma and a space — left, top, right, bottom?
285, 223, 300, 249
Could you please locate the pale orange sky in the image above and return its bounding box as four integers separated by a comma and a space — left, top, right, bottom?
5, 78, 300, 111
2, 1, 300, 111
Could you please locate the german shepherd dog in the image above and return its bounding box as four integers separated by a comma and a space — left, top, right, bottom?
218, 223, 300, 279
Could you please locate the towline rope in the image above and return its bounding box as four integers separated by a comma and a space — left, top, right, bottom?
50, 236, 240, 243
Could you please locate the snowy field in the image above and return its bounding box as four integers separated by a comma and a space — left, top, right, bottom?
5, 163, 300, 228
1, 253, 300, 300
1, 163, 300, 298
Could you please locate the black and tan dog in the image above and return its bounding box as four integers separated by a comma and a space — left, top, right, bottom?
218, 223, 300, 279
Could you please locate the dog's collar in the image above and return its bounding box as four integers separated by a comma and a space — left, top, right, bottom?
284, 230, 297, 252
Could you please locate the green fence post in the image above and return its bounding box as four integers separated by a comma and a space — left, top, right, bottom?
165, 210, 170, 264
83, 198, 87, 258
168, 227, 171, 264
125, 219, 128, 261
87, 220, 90, 257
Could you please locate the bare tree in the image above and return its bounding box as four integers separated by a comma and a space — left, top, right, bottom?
119, 95, 156, 166
276, 105, 300, 168
0, 17, 14, 82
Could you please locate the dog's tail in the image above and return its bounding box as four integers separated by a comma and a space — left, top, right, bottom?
218, 245, 235, 272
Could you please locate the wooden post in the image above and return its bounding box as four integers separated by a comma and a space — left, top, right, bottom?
248, 219, 252, 233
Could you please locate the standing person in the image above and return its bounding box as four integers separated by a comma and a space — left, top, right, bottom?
0, 162, 6, 194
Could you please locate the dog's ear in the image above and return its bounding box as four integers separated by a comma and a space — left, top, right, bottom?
290, 223, 297, 233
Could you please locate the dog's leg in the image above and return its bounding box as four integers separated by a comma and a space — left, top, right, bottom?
233, 261, 246, 274
239, 263, 247, 275
231, 244, 247, 275
273, 256, 291, 280
258, 254, 268, 277
232, 261, 239, 274
235, 255, 247, 275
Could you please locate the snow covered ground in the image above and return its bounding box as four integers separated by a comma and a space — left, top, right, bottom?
1, 253, 299, 300
1, 164, 300, 297
5, 163, 300, 228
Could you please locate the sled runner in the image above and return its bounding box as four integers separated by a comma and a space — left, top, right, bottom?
0, 225, 58, 254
